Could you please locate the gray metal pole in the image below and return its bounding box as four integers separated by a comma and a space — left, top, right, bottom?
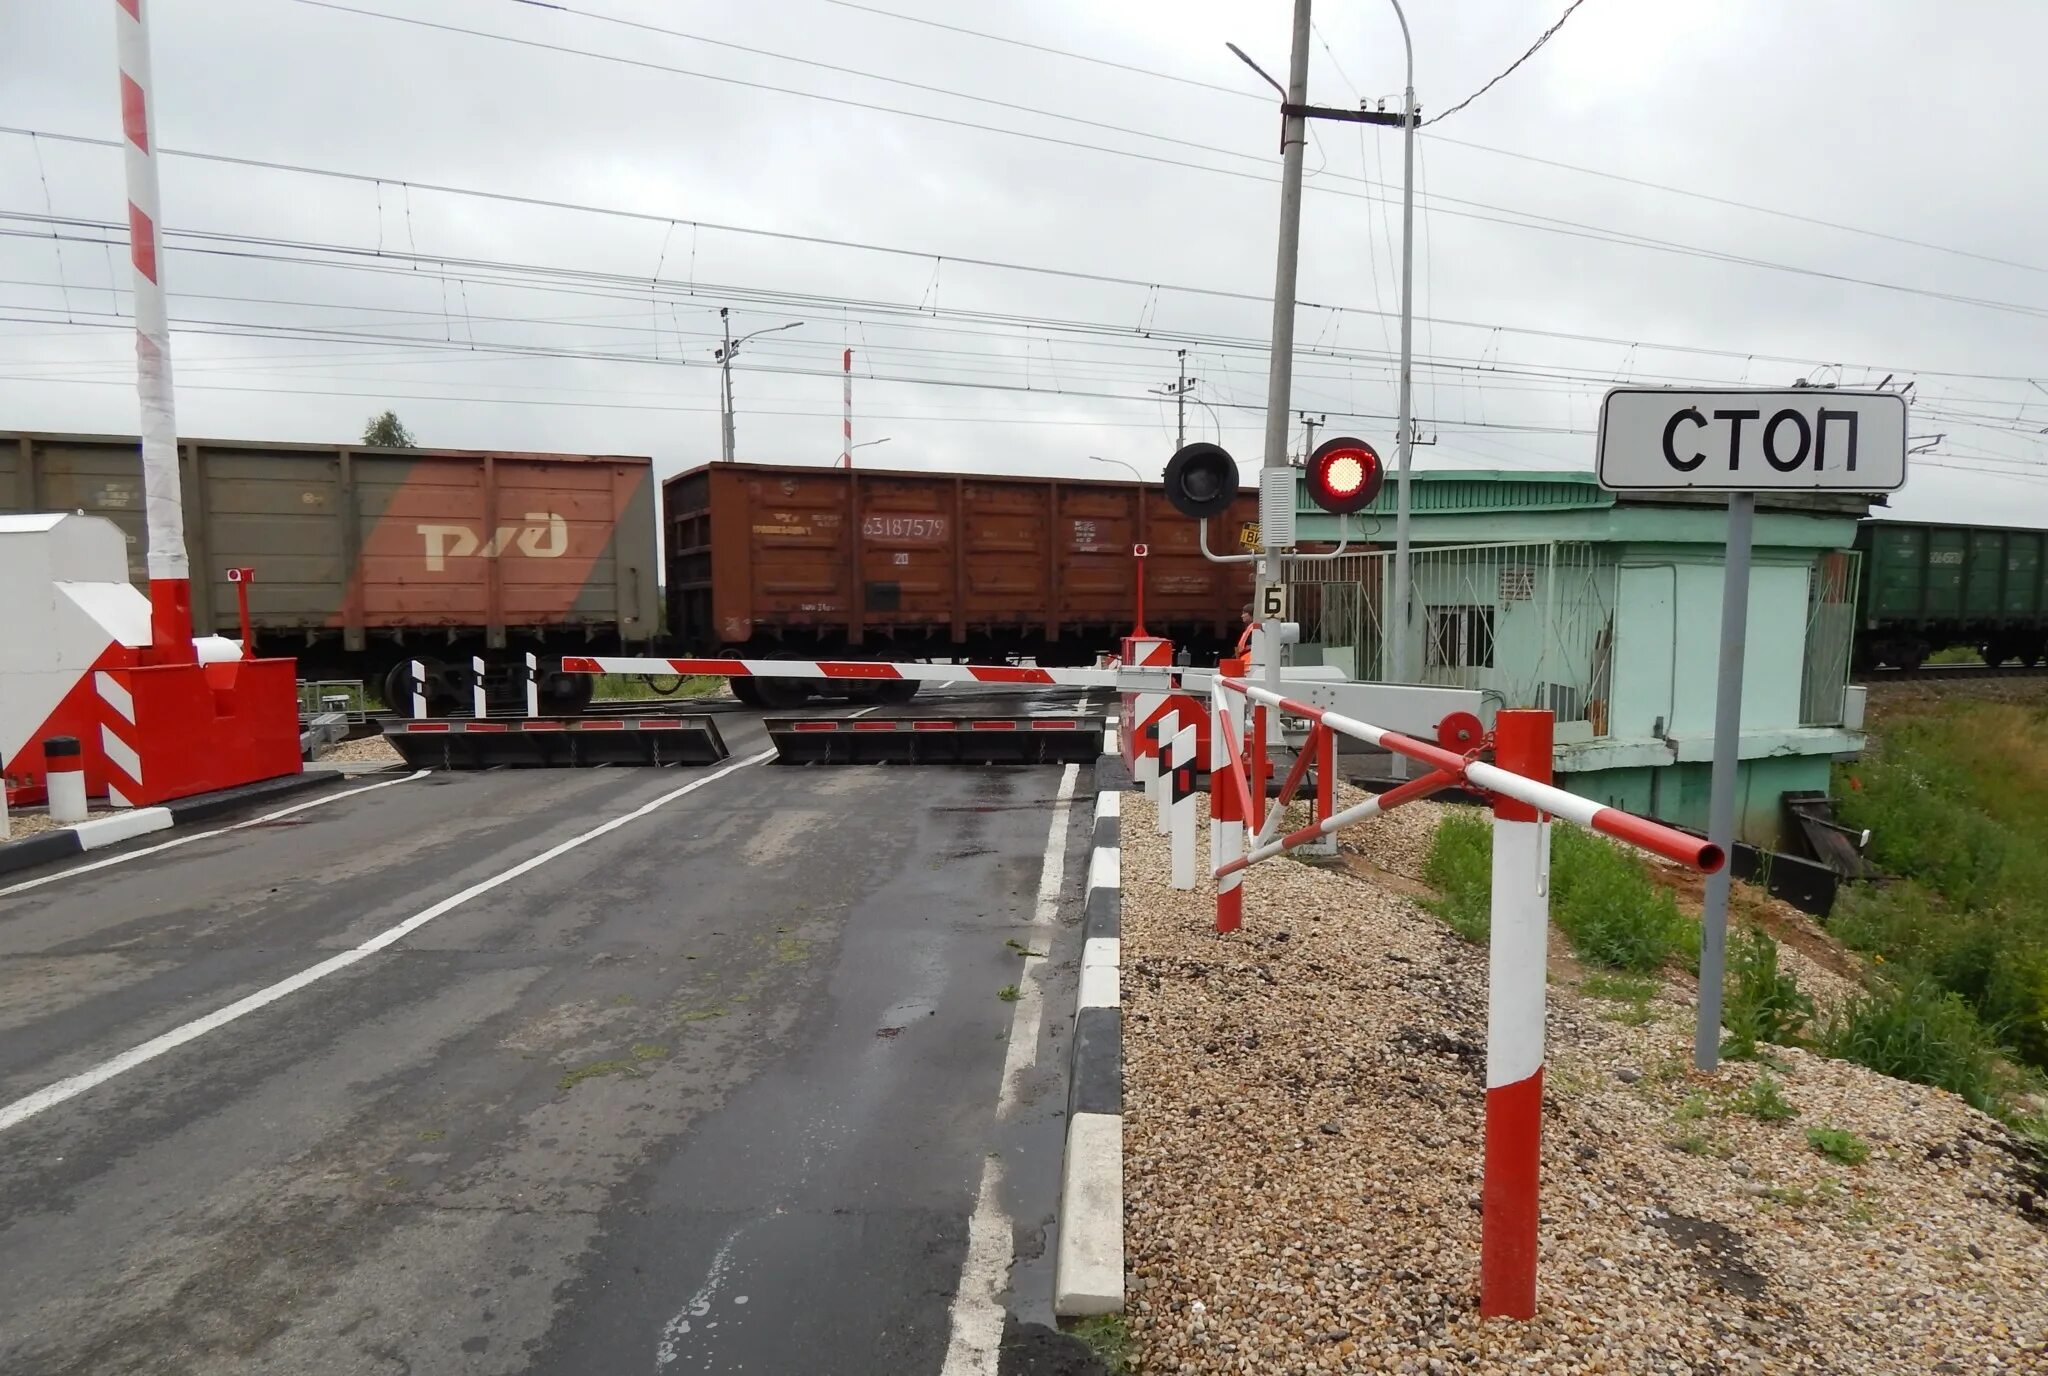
719, 310, 735, 463
1257, 0, 1314, 718
1695, 491, 1755, 1072
1388, 68, 1418, 687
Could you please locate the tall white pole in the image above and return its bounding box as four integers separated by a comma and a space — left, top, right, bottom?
842, 348, 853, 469
1388, 0, 1418, 690
719, 309, 735, 462
114, 0, 194, 662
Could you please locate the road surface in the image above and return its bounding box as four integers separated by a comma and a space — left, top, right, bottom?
0, 692, 1104, 1375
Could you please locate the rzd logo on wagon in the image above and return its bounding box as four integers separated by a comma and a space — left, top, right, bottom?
416, 512, 569, 571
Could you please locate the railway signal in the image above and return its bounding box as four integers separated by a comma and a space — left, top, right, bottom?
1304, 436, 1385, 515
1161, 442, 1241, 520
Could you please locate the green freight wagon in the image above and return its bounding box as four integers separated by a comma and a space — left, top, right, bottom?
0, 431, 661, 711
1855, 520, 2048, 668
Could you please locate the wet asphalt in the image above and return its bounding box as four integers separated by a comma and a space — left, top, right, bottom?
0, 687, 1105, 1376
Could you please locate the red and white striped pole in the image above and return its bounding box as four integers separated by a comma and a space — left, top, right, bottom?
1481, 708, 1553, 1320
1210, 663, 1245, 933
840, 348, 853, 468
115, 0, 194, 664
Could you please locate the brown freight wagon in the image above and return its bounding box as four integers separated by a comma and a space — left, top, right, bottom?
664, 461, 1259, 704
1, 432, 660, 711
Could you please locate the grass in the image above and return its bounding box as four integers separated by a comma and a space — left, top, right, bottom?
997, 985, 1021, 1002
1722, 927, 1815, 1060
1669, 1132, 1719, 1157
1421, 809, 1492, 942
558, 1058, 643, 1090
1729, 1072, 1798, 1123
1807, 1127, 1871, 1165
1419, 810, 1695, 972
1582, 972, 1660, 1003
1064, 1314, 1134, 1374
1835, 700, 2048, 1073
1819, 977, 2005, 1114
593, 673, 726, 701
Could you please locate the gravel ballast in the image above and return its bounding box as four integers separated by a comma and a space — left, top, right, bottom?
1121, 793, 2047, 1374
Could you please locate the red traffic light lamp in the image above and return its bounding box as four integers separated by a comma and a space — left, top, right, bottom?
1306, 436, 1385, 515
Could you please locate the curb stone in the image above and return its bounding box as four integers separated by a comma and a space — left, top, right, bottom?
1053, 715, 1126, 1318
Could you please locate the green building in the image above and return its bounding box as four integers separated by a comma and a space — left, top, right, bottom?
1285, 470, 1868, 845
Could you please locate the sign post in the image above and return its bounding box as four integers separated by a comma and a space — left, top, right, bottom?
1597, 387, 1906, 1072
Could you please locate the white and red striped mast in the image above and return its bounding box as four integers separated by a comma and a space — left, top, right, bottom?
115, 0, 194, 663
840, 347, 853, 468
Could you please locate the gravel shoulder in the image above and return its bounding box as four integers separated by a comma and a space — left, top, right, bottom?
1121, 793, 2048, 1374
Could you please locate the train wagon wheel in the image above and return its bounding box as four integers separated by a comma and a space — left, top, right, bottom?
875, 679, 921, 704
729, 676, 765, 707
544, 668, 596, 714
751, 668, 814, 710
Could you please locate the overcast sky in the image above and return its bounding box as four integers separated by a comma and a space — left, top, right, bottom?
2, 0, 2043, 524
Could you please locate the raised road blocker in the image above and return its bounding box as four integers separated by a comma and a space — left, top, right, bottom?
765, 716, 1102, 765
382, 716, 728, 769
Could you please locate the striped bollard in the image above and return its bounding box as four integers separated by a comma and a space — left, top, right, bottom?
1168, 721, 1197, 890
1151, 709, 1177, 836
1210, 671, 1243, 933
1481, 708, 1554, 1320
525, 652, 540, 718
408, 660, 428, 721
1134, 716, 1160, 816
472, 655, 488, 718
45, 736, 87, 825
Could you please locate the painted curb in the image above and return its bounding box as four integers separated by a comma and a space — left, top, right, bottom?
0, 771, 335, 879
1053, 719, 1127, 1319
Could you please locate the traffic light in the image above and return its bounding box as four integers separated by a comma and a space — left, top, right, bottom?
1161, 442, 1240, 519
1305, 436, 1385, 515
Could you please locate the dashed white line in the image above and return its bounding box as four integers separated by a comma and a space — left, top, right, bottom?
0, 750, 774, 1135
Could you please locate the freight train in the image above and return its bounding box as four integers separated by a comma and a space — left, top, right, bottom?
1, 434, 1255, 711
1855, 520, 2048, 670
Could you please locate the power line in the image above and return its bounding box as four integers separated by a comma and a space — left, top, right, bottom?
263, 11, 2048, 323
1427, 0, 1592, 126
7, 131, 2041, 383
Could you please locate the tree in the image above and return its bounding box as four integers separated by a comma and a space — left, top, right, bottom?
363, 410, 417, 447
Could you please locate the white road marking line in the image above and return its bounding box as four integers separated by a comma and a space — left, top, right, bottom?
0, 769, 433, 901
0, 751, 773, 1135
938, 1153, 1011, 1376
997, 761, 1080, 1117
942, 759, 1079, 1376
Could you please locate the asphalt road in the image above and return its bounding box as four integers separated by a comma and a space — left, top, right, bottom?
0, 691, 1104, 1375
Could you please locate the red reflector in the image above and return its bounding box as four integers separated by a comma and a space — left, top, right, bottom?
790, 722, 839, 733
520, 721, 564, 732
970, 720, 1017, 731
1032, 720, 1081, 730
575, 721, 626, 731
466, 723, 509, 733
406, 723, 452, 733
911, 721, 956, 731
636, 720, 685, 729
853, 720, 898, 731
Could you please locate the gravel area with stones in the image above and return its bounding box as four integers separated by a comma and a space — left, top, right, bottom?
316, 733, 405, 765
1121, 792, 2048, 1374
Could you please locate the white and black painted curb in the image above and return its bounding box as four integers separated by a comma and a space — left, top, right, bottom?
0, 773, 336, 879
1053, 713, 1125, 1318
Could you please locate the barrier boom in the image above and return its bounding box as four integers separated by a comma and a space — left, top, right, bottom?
1219, 678, 1722, 874
562, 655, 1121, 687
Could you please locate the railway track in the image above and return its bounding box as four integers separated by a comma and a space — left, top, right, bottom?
1857, 662, 2048, 682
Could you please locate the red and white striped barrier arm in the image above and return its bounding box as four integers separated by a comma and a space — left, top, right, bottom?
115, 0, 195, 658
561, 655, 1121, 688
1219, 678, 1722, 873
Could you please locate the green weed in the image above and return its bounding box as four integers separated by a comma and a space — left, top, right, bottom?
1722, 927, 1815, 1060
1820, 978, 2004, 1113
558, 1058, 642, 1090
1582, 972, 1660, 1003
997, 985, 1022, 1002
1728, 1072, 1798, 1123
1807, 1127, 1871, 1166
1549, 825, 1697, 973
1064, 1314, 1134, 1374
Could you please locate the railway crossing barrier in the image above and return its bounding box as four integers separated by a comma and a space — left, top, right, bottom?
763, 716, 1103, 765
1205, 670, 1723, 1319
382, 715, 728, 769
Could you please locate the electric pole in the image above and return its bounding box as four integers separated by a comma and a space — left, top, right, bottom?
1151, 349, 1198, 448
1299, 412, 1325, 461
713, 310, 802, 462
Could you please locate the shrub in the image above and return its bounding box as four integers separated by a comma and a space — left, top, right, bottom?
1820, 978, 2003, 1113
1422, 809, 1493, 943
1722, 927, 1814, 1059
1549, 825, 1695, 972
1806, 1127, 1870, 1165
